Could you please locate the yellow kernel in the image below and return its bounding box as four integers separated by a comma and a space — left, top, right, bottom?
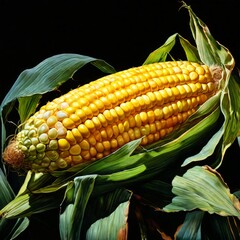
110, 139, 118, 148
189, 71, 198, 81
60, 150, 70, 158
72, 128, 83, 142
65, 106, 76, 115
112, 125, 119, 137
92, 116, 102, 129
103, 110, 114, 124
70, 114, 81, 124
66, 130, 77, 145
134, 128, 141, 139
118, 123, 125, 134
102, 141, 111, 151
139, 112, 148, 124
81, 150, 91, 160
76, 109, 87, 122
94, 99, 105, 112
96, 153, 104, 159
128, 129, 135, 140
98, 114, 108, 127
89, 147, 97, 157
195, 66, 205, 75
69, 144, 81, 155
89, 103, 99, 116
79, 140, 90, 150
96, 142, 104, 153
72, 155, 83, 164
106, 126, 114, 138
122, 132, 130, 143
62, 118, 75, 129
88, 135, 97, 145
115, 106, 125, 120
58, 139, 70, 151
78, 124, 90, 138
117, 135, 125, 147
135, 114, 142, 127
82, 106, 93, 119
85, 119, 95, 131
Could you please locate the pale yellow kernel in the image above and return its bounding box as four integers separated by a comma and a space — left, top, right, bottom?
60, 102, 69, 110
56, 111, 68, 120
31, 137, 39, 146
78, 124, 90, 138
172, 66, 182, 74
69, 144, 81, 155
39, 133, 49, 144
72, 128, 83, 142
58, 139, 70, 151
38, 123, 49, 134
47, 115, 58, 127
48, 128, 58, 139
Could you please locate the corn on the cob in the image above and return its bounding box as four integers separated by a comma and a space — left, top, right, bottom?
2, 61, 222, 172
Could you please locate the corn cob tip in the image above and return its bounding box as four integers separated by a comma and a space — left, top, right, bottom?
2, 139, 25, 170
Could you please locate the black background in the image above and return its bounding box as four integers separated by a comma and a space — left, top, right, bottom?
1, 0, 240, 102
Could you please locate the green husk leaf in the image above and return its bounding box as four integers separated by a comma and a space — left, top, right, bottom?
163, 166, 240, 218
85, 189, 131, 240
143, 33, 177, 64
178, 34, 200, 62
176, 211, 203, 240
59, 175, 97, 240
